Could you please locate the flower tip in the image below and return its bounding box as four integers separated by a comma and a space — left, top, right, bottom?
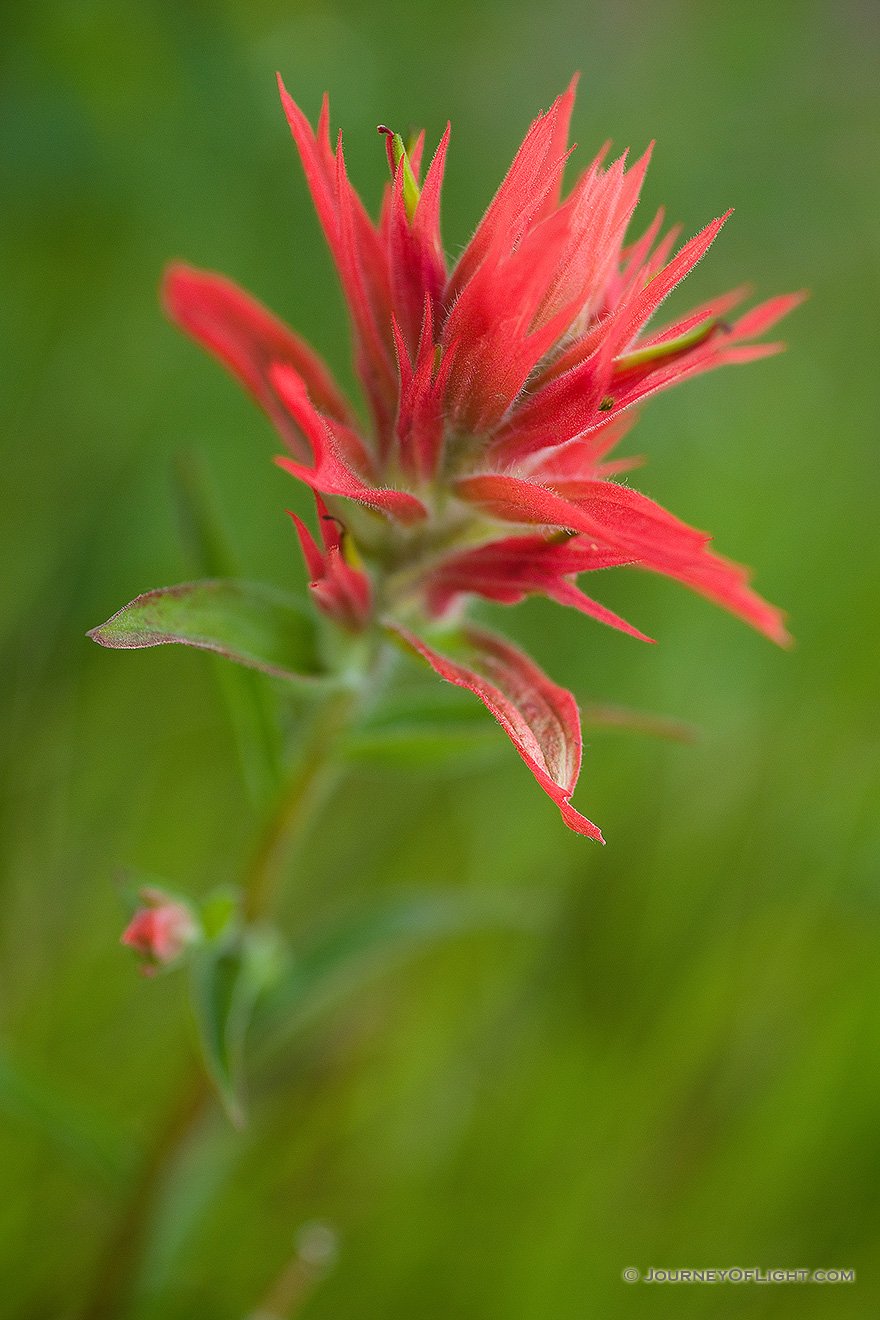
556, 798, 605, 842
159, 259, 191, 314
275, 72, 294, 113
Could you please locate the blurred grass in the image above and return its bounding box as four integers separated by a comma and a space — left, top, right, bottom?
2, 0, 880, 1315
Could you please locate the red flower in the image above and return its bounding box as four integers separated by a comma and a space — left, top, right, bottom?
121, 888, 199, 975
162, 79, 803, 841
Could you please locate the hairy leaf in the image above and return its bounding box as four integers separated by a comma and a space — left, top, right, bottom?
88, 579, 325, 682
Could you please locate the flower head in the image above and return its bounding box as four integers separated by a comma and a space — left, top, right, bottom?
162, 79, 803, 841
121, 888, 199, 975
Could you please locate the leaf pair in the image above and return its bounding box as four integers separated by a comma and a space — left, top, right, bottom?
91, 580, 693, 836
192, 887, 544, 1126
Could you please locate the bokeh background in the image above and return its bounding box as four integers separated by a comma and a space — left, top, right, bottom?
2, 0, 880, 1315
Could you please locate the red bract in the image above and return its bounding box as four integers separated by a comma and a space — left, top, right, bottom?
288, 493, 373, 633
162, 78, 803, 839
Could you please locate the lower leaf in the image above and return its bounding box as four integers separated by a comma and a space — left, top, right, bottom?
88, 579, 326, 682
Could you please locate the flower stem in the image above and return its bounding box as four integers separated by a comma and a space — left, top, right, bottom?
243, 684, 358, 922
81, 679, 365, 1319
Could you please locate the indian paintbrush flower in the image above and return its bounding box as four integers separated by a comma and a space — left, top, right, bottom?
161, 76, 803, 842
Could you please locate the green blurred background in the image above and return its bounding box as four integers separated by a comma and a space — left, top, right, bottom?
2, 0, 879, 1314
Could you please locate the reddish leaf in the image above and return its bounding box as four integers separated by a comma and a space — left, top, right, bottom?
387, 622, 603, 841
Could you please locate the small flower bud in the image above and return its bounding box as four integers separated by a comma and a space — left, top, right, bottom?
121, 887, 199, 975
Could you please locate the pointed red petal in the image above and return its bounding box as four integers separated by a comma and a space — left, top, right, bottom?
494, 280, 804, 466
287, 510, 325, 580
408, 129, 426, 182
311, 491, 341, 551
635, 285, 751, 350
539, 578, 655, 642
446, 86, 578, 304
456, 474, 789, 644
287, 499, 373, 631
271, 364, 427, 524
522, 415, 639, 479
394, 297, 457, 481
277, 79, 397, 439
421, 535, 651, 640
387, 622, 603, 840
608, 213, 731, 355
162, 263, 356, 462
729, 290, 808, 340
534, 73, 579, 220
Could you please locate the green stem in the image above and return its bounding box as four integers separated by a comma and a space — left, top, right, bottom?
81, 675, 370, 1320
242, 684, 357, 922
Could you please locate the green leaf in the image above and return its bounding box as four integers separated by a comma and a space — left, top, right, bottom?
255, 888, 548, 1059
356, 684, 498, 729
342, 680, 507, 768
189, 926, 285, 1127
88, 579, 326, 683
213, 658, 283, 805
132, 1108, 244, 1301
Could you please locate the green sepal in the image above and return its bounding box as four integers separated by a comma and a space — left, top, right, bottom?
380, 126, 420, 221
342, 724, 506, 768
613, 318, 720, 371
88, 579, 326, 684
198, 887, 241, 942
